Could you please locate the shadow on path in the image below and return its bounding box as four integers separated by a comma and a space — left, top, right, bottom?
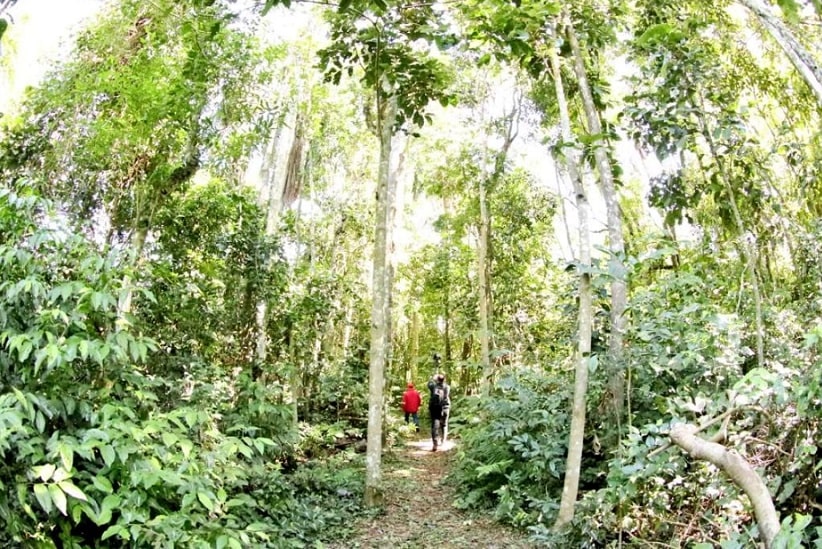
332, 436, 532, 549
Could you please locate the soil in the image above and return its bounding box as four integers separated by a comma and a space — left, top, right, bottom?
331, 436, 533, 549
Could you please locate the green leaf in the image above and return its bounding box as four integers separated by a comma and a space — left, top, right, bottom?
35, 463, 56, 482
34, 483, 53, 514
92, 475, 114, 494
636, 23, 685, 47
101, 524, 126, 541
49, 483, 68, 515
59, 443, 74, 471
58, 481, 88, 501
52, 467, 70, 483
97, 494, 121, 525
161, 432, 178, 447
179, 438, 193, 458
100, 445, 116, 467
216, 535, 229, 549
197, 491, 215, 511
776, 0, 801, 22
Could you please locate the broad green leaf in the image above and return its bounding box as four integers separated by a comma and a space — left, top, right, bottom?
58, 481, 88, 501
101, 524, 126, 541
92, 475, 113, 494
49, 483, 67, 515
35, 463, 56, 482
33, 483, 53, 514
179, 438, 193, 458
100, 445, 116, 467
216, 535, 229, 549
52, 467, 70, 483
197, 491, 214, 511
161, 432, 178, 447
59, 443, 74, 471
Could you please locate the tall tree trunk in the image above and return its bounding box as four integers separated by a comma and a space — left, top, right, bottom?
549, 36, 594, 529
737, 0, 822, 108
566, 18, 628, 422
255, 125, 285, 370
478, 177, 493, 394
479, 94, 520, 395
364, 93, 399, 508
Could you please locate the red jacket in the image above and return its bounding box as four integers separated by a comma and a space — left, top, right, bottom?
402, 385, 422, 413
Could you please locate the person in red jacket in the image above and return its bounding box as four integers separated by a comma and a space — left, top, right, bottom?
402, 382, 422, 432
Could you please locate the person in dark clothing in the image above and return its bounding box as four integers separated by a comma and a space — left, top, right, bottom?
402, 382, 422, 432
427, 374, 450, 451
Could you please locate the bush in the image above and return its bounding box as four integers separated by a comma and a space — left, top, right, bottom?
450, 370, 572, 528
0, 187, 368, 547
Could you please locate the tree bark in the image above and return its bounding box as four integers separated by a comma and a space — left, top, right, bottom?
479, 93, 520, 395
255, 124, 285, 369
549, 35, 594, 530
670, 423, 780, 548
566, 18, 628, 422
364, 92, 398, 508
478, 175, 493, 394
737, 0, 822, 108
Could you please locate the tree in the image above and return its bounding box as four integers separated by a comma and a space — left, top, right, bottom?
545, 24, 594, 529
564, 9, 628, 422
314, 0, 453, 506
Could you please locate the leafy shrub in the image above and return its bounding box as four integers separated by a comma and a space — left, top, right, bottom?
451, 370, 572, 527
0, 187, 368, 547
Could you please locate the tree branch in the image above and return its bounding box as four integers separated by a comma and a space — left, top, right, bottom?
670, 423, 780, 548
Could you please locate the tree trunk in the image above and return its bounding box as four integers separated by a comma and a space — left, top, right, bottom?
549, 36, 594, 530
364, 92, 398, 508
737, 0, 822, 108
670, 423, 780, 547
479, 94, 520, 395
255, 125, 285, 369
478, 176, 493, 394
566, 18, 628, 422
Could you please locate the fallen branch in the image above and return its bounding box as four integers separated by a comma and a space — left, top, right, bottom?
669, 423, 780, 548
648, 408, 734, 458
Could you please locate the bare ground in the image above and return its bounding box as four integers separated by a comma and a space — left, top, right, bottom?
331, 437, 533, 549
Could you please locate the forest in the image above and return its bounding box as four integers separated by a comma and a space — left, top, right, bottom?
0, 0, 820, 547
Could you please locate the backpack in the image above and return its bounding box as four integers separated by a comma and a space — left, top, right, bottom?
431, 385, 446, 411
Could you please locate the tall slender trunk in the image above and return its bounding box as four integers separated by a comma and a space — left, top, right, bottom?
478, 177, 493, 394
737, 0, 822, 108
549, 35, 594, 529
567, 18, 628, 422
255, 125, 285, 368
364, 93, 399, 508
478, 94, 520, 395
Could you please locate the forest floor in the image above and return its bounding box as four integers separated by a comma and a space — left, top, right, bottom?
331, 435, 533, 549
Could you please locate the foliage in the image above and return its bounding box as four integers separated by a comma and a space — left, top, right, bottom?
451, 371, 574, 528
0, 186, 369, 546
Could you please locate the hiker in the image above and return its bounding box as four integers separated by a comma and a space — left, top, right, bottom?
427, 373, 450, 451
402, 382, 422, 432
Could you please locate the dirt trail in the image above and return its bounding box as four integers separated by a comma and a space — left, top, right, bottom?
334, 437, 533, 548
